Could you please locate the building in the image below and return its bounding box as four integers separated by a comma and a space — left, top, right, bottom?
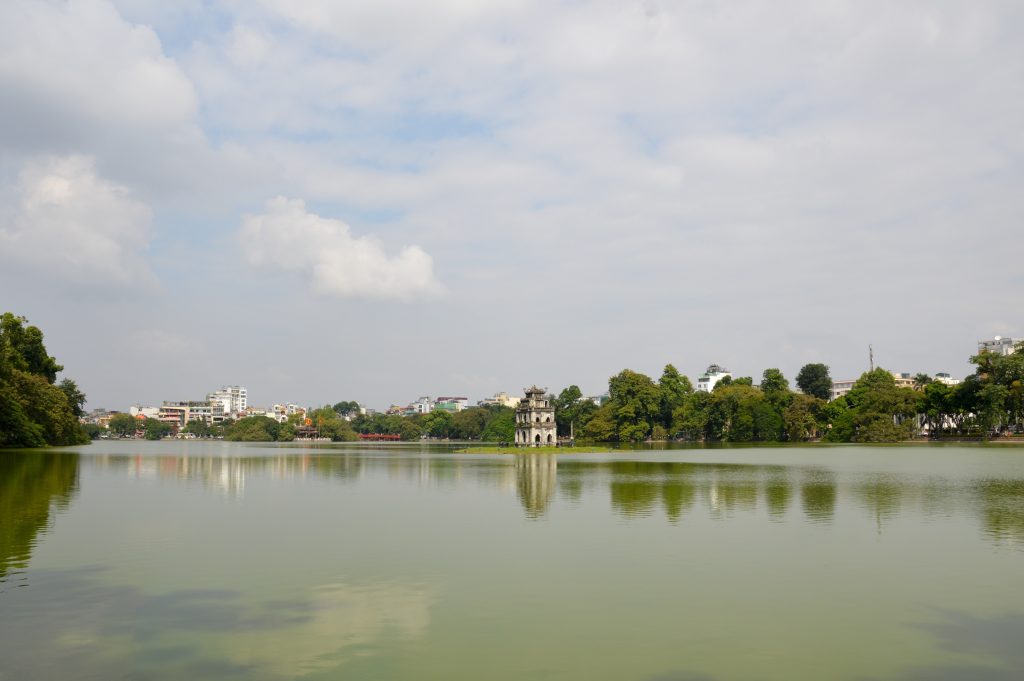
978, 336, 1019, 356
435, 397, 469, 412
830, 372, 922, 401
271, 403, 306, 423
696, 365, 732, 393
934, 373, 961, 386
207, 386, 248, 416
477, 392, 522, 409
159, 401, 219, 427
515, 386, 557, 447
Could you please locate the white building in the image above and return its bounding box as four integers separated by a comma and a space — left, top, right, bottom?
207, 386, 248, 416
271, 403, 306, 423
696, 365, 732, 393
477, 392, 522, 409
978, 336, 1019, 356
411, 396, 433, 414
934, 373, 961, 386
129, 405, 160, 419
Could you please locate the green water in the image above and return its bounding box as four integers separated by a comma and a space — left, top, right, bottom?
2, 442, 1023, 680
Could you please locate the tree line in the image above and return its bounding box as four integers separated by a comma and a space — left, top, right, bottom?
1, 313, 90, 447
561, 348, 1024, 443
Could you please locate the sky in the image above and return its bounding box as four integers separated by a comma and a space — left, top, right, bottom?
1, 0, 1022, 411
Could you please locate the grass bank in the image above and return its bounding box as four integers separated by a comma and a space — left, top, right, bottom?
456, 445, 614, 454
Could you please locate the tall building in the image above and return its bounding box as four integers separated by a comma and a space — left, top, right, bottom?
978, 336, 1019, 356
207, 386, 248, 415
696, 365, 732, 392
515, 386, 557, 447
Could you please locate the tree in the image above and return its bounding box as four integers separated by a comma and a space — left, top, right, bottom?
671, 391, 710, 441
481, 410, 514, 442
1, 313, 63, 384
422, 410, 454, 439
307, 406, 358, 441
225, 416, 281, 441
109, 413, 139, 437
608, 369, 660, 441
824, 368, 920, 442
658, 364, 692, 429
783, 394, 825, 441
143, 418, 172, 440
580, 403, 617, 441
554, 385, 598, 438
760, 368, 790, 395
332, 401, 361, 417
1, 313, 88, 447
796, 363, 832, 401
913, 373, 933, 389
58, 379, 86, 418
451, 407, 488, 440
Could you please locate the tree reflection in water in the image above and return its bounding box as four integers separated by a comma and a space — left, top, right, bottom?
0, 452, 79, 584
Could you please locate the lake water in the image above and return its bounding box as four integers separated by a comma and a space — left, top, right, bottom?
2, 441, 1023, 681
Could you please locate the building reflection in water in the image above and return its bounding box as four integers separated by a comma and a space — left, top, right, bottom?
515, 454, 558, 519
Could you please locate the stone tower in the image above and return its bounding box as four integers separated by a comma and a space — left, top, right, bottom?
515, 386, 557, 447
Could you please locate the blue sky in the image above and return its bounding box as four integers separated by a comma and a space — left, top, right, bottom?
2, 0, 1022, 410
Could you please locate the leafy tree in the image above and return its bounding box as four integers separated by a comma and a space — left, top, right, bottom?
796, 363, 832, 401
783, 394, 824, 441
332, 400, 361, 417
671, 391, 710, 441
81, 423, 103, 440
422, 409, 454, 439
554, 385, 598, 438
1, 313, 63, 383
658, 364, 692, 429
580, 403, 617, 441
186, 420, 225, 438
307, 406, 358, 441
1, 313, 88, 447
399, 419, 424, 441
481, 410, 514, 442
225, 416, 281, 441
143, 418, 172, 440
608, 369, 660, 442
913, 373, 933, 389
58, 379, 86, 418
823, 368, 920, 442
760, 368, 790, 395
452, 407, 488, 440
108, 413, 139, 437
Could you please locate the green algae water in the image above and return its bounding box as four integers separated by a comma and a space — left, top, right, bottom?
2, 441, 1023, 681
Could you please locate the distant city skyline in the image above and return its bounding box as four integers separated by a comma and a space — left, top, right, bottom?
2, 1, 1020, 410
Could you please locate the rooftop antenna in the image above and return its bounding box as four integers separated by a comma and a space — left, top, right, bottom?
869, 344, 874, 372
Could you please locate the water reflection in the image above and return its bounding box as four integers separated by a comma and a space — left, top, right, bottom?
0, 452, 79, 585
5, 449, 1023, 551
515, 454, 557, 519
975, 480, 1024, 544
801, 470, 837, 523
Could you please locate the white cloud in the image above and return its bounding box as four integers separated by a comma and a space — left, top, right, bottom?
0, 0, 199, 148
0, 156, 155, 288
239, 197, 443, 301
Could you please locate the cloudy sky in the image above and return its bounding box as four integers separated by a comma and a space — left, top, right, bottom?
2, 0, 1022, 410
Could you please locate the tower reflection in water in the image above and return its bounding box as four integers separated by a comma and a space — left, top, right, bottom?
515, 454, 557, 519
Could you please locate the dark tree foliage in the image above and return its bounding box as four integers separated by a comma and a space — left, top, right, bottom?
796, 363, 832, 401
1, 313, 88, 447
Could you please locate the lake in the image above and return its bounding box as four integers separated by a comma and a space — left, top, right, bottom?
2, 441, 1023, 680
